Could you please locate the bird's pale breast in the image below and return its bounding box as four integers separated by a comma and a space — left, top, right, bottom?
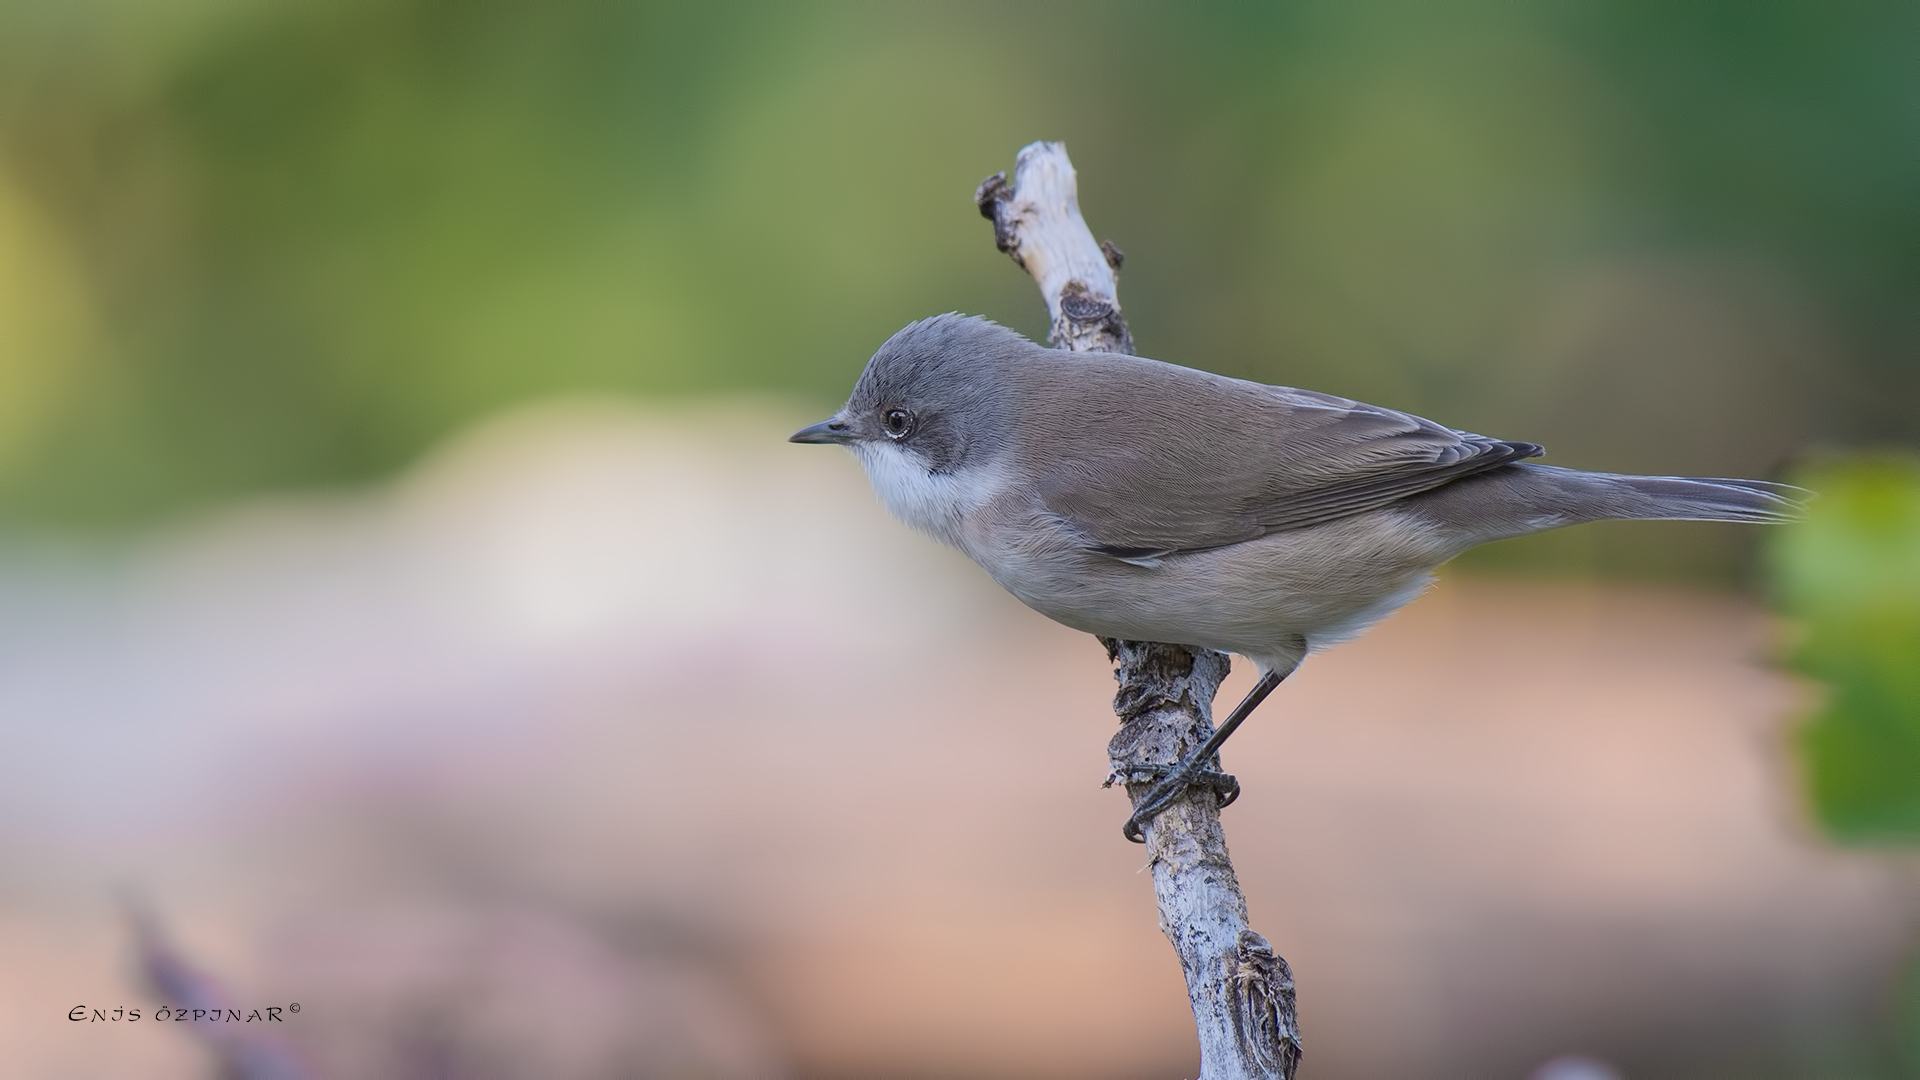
958, 494, 1450, 671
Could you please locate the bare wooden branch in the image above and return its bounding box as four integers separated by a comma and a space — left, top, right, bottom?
973, 154, 1132, 354
977, 141, 1301, 1080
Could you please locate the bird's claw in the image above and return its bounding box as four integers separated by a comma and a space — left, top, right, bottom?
1120, 763, 1239, 844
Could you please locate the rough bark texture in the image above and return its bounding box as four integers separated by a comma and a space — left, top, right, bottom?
976, 141, 1301, 1080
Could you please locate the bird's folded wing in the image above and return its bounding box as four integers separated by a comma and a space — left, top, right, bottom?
1029, 374, 1541, 556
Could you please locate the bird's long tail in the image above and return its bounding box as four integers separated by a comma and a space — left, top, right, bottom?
1526, 464, 1807, 524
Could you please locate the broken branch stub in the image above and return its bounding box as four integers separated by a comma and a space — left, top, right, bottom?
976, 140, 1300, 1080
974, 154, 1133, 354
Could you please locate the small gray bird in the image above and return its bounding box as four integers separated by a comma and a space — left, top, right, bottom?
792, 314, 1802, 841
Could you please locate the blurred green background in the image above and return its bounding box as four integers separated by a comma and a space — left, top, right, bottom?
0, 0, 1914, 572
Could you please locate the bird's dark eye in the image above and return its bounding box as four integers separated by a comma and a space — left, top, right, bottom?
882, 409, 915, 439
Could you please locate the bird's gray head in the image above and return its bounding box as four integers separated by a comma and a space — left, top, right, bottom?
790, 313, 1035, 540
789, 313, 1033, 471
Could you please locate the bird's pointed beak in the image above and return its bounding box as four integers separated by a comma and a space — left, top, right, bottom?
790, 417, 854, 445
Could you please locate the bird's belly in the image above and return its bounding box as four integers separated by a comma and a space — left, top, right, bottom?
965, 509, 1447, 666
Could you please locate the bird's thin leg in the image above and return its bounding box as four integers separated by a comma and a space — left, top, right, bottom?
1123, 666, 1289, 844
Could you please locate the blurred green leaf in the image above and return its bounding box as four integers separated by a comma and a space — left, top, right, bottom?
1773, 456, 1920, 841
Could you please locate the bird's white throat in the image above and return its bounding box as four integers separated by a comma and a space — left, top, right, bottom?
851, 441, 999, 547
